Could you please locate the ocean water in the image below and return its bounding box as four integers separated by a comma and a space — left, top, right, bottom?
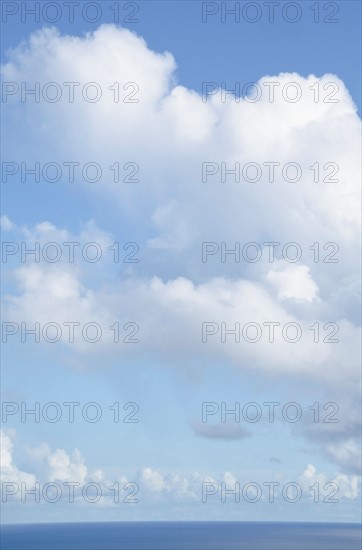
1, 521, 361, 550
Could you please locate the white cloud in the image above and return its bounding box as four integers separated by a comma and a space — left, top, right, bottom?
266, 263, 319, 303
3, 256, 360, 389
2, 26, 360, 258
2, 431, 360, 509
223, 471, 237, 489
2, 25, 360, 302
0, 215, 14, 231
300, 463, 360, 500
2, 432, 91, 486
47, 447, 88, 483
141, 467, 165, 493
0, 430, 36, 488
324, 440, 362, 475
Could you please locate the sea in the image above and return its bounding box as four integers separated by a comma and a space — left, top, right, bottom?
1, 522, 361, 550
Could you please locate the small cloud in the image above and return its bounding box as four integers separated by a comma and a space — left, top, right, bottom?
269, 456, 282, 463
192, 421, 251, 441
0, 215, 14, 231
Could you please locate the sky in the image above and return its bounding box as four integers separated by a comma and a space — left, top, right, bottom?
1, 0, 361, 524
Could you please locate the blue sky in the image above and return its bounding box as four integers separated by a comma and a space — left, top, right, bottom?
1, 1, 361, 524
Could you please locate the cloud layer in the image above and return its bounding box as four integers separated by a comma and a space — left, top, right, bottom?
2, 24, 361, 501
